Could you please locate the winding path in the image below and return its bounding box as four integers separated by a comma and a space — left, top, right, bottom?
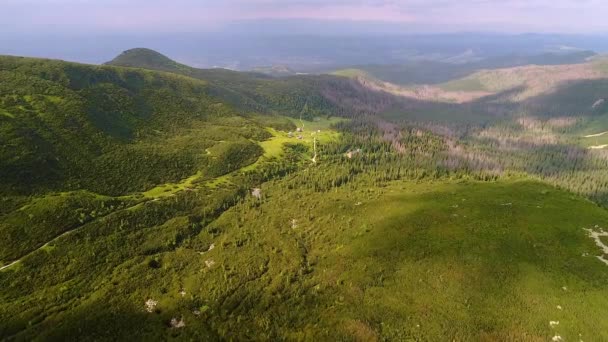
0, 199, 153, 271
0, 260, 19, 271
584, 131, 608, 138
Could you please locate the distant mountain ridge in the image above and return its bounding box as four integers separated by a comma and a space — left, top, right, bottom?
105, 48, 394, 119
106, 48, 266, 79
105, 48, 192, 73
0, 49, 382, 196
252, 65, 298, 77
331, 50, 596, 87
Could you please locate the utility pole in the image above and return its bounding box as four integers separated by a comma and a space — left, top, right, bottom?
311, 132, 317, 164
299, 114, 305, 132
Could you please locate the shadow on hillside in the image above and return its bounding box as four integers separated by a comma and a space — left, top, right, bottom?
2, 299, 220, 341
378, 85, 527, 125
379, 76, 608, 125
522, 78, 608, 118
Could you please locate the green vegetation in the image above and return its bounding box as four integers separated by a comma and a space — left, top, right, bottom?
0, 55, 274, 196
381, 105, 492, 125
331, 68, 372, 79
106, 48, 370, 120
0, 191, 136, 262
331, 51, 595, 86
3, 165, 608, 340
107, 48, 194, 73
251, 65, 297, 77
3, 50, 608, 341
440, 76, 488, 92
590, 55, 608, 73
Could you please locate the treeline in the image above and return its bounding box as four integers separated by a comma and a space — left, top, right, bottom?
355, 116, 608, 206
0, 56, 273, 196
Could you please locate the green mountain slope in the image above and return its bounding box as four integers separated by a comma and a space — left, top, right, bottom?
2, 52, 608, 341
332, 51, 596, 86
106, 47, 262, 73
106, 48, 193, 73
1, 50, 391, 197
3, 171, 608, 340
106, 48, 390, 119
106, 48, 268, 85
0, 55, 285, 196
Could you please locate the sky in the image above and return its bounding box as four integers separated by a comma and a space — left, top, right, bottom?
2, 0, 608, 35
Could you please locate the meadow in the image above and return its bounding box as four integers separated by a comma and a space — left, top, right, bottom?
3, 49, 608, 341
4, 171, 608, 340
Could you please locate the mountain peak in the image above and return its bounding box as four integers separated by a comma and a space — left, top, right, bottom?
106, 48, 190, 72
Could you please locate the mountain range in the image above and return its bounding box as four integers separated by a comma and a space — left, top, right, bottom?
2, 47, 608, 341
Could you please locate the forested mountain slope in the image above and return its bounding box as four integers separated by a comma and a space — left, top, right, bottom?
0, 55, 276, 196
1, 52, 396, 197
106, 48, 395, 119
2, 52, 608, 341
335, 55, 608, 107
331, 50, 595, 86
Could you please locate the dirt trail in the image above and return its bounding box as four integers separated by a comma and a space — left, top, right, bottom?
0, 198, 153, 271
588, 145, 608, 150
584, 131, 608, 138
0, 260, 19, 271
1, 122, 328, 272
0, 136, 281, 271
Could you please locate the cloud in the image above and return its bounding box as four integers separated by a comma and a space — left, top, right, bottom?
1, 0, 608, 34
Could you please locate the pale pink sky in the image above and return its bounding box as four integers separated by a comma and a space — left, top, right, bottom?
2, 0, 608, 33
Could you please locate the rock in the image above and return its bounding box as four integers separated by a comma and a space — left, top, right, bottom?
170, 317, 186, 328
252, 188, 262, 199
145, 298, 158, 313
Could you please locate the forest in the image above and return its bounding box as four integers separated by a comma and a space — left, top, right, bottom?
2, 50, 608, 341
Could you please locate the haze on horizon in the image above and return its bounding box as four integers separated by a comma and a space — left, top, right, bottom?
2, 0, 608, 68
2, 0, 608, 35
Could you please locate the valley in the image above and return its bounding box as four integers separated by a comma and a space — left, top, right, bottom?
2, 47, 608, 341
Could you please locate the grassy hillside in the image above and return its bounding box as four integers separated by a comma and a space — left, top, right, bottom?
0, 55, 278, 196
251, 65, 297, 77
106, 48, 379, 119
3, 171, 608, 340
438, 61, 608, 101
3, 52, 608, 341
368, 61, 607, 105
331, 51, 595, 86
347, 60, 608, 130
106, 48, 193, 73
332, 54, 607, 116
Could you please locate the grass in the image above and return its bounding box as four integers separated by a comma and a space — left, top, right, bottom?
437, 69, 521, 94
381, 106, 492, 125
257, 128, 291, 158
319, 180, 608, 340
204, 174, 233, 188
140, 116, 343, 193
4, 175, 608, 340
194, 177, 608, 340
5, 51, 608, 341
0, 109, 14, 118
581, 136, 608, 149
287, 116, 345, 142
439, 77, 488, 92
142, 171, 202, 198
590, 56, 608, 73
331, 68, 371, 79
242, 117, 345, 171
563, 113, 608, 148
